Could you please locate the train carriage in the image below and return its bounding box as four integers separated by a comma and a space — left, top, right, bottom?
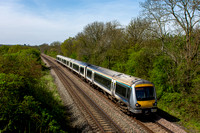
87, 64, 114, 95
56, 55, 62, 63
71, 60, 88, 77
56, 55, 71, 68
56, 55, 157, 114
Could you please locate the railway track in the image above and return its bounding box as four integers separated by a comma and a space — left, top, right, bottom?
42, 54, 124, 133
75, 73, 174, 133
42, 54, 184, 133
81, 76, 175, 133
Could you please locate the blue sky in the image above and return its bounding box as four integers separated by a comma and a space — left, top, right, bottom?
0, 0, 144, 45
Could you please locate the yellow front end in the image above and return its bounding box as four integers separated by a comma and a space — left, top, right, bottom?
137, 100, 156, 108
133, 83, 157, 114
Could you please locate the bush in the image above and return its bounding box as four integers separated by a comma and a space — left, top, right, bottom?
150, 55, 176, 98
0, 46, 70, 132
126, 47, 155, 79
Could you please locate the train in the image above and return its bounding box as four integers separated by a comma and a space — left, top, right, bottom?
56, 55, 157, 114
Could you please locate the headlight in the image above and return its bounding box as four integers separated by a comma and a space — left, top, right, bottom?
153, 102, 157, 106
135, 103, 141, 107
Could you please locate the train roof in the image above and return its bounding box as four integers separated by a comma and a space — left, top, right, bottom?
57, 55, 71, 61
57, 55, 64, 58
58, 55, 89, 66
87, 64, 143, 86
57, 55, 152, 86
87, 64, 121, 77
71, 59, 89, 67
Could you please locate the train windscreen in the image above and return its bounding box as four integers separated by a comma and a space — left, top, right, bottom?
135, 87, 155, 101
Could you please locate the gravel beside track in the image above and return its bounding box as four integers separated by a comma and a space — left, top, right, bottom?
42, 54, 123, 132
41, 55, 92, 132
41, 54, 187, 133
153, 114, 187, 133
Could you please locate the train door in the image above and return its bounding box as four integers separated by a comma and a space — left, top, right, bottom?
91, 71, 94, 84
111, 80, 116, 96
84, 66, 87, 79
129, 84, 136, 112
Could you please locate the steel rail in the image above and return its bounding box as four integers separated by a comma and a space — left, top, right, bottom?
42, 54, 124, 133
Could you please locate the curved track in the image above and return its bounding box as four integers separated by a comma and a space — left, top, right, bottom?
77, 74, 174, 133
42, 54, 181, 133
42, 54, 124, 133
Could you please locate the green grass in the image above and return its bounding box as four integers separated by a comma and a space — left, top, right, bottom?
158, 99, 200, 133
41, 70, 61, 100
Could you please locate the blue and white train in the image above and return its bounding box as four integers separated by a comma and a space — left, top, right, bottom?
56, 55, 157, 114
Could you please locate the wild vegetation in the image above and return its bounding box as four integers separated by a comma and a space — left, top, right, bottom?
0, 45, 72, 132
41, 0, 200, 132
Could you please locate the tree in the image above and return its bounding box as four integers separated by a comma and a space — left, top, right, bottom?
126, 17, 151, 47
39, 43, 49, 53
165, 0, 199, 65
140, 0, 170, 51
101, 21, 126, 69
141, 0, 200, 59
49, 41, 62, 56
141, 0, 200, 89
61, 37, 75, 57
79, 21, 105, 64
0, 45, 9, 55
39, 42, 62, 57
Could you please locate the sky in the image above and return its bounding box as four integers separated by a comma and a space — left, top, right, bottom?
0, 0, 144, 46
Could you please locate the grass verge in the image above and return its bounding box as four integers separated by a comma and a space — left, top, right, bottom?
158, 99, 200, 133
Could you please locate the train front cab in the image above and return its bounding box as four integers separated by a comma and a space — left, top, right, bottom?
129, 83, 157, 114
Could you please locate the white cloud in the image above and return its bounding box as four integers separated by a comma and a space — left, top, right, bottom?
0, 0, 142, 45
0, 1, 73, 45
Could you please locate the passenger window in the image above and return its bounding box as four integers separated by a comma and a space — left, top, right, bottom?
94, 73, 111, 90
73, 64, 79, 71
87, 69, 92, 79
80, 67, 84, 74
116, 82, 129, 98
